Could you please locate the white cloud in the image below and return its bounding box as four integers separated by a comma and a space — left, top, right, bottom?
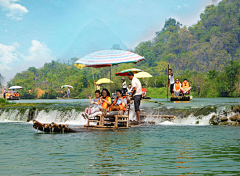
0, 40, 55, 83
0, 0, 28, 20
24, 40, 55, 62
0, 43, 19, 71
175, 4, 189, 11
175, 5, 182, 10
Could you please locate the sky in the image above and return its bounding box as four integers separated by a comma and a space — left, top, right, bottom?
0, 0, 221, 83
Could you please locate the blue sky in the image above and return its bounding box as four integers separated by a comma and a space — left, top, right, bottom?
0, 0, 221, 82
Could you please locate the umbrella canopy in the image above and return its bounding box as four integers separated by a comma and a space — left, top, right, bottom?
96, 78, 114, 84
115, 68, 143, 76
134, 72, 153, 78
74, 50, 144, 68
8, 86, 23, 90
60, 85, 73, 88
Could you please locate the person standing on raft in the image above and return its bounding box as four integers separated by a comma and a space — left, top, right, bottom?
96, 84, 100, 90
67, 88, 70, 98
121, 77, 127, 95
127, 72, 142, 122
168, 69, 174, 97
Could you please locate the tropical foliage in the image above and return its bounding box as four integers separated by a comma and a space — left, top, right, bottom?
8, 0, 240, 98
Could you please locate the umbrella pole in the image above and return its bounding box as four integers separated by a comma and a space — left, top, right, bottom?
110, 66, 112, 95
91, 67, 96, 88
167, 64, 169, 100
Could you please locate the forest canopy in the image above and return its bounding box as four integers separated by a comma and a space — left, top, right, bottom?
8, 0, 240, 98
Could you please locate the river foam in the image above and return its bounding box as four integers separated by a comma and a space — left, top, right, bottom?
0, 104, 239, 126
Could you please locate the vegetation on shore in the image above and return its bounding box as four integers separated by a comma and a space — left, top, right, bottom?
6, 0, 240, 99
0, 98, 16, 105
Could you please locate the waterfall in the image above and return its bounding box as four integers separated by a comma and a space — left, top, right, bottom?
0, 104, 238, 126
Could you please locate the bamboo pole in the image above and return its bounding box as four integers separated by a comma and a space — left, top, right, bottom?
91, 67, 96, 89
167, 64, 169, 100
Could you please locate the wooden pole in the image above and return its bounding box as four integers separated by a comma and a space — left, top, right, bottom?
167, 64, 169, 100
91, 67, 96, 89
110, 66, 112, 94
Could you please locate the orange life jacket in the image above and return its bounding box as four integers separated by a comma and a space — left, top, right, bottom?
142, 88, 147, 92
182, 82, 190, 88
102, 96, 110, 109
174, 82, 181, 91
16, 93, 19, 97
111, 96, 127, 111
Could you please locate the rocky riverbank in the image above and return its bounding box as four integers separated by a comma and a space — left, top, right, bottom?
209, 105, 240, 126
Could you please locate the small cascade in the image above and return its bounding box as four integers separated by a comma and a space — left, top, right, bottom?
0, 108, 87, 125
0, 104, 239, 126
0, 109, 30, 122
171, 113, 215, 125
35, 109, 87, 125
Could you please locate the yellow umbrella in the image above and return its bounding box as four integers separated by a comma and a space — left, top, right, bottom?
96, 78, 114, 84
134, 71, 153, 78
74, 63, 85, 69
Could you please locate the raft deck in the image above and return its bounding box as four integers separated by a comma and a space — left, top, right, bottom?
170, 96, 192, 101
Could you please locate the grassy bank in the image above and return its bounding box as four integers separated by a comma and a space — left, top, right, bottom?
0, 98, 16, 105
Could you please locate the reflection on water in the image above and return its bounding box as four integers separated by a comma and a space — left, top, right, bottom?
1, 123, 240, 175
1, 98, 240, 175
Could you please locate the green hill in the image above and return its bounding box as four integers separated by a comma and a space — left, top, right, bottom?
8, 0, 240, 98
134, 0, 240, 72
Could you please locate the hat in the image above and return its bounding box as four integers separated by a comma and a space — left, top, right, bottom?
121, 77, 126, 80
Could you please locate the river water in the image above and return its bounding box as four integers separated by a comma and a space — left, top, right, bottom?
1, 98, 240, 175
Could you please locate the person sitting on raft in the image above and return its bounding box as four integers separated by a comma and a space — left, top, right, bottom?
16, 91, 19, 97
173, 78, 181, 97
84, 90, 102, 115
108, 90, 128, 116
142, 85, 147, 97
181, 78, 192, 95
83, 88, 112, 119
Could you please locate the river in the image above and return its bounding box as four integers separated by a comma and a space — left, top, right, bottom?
0, 98, 240, 175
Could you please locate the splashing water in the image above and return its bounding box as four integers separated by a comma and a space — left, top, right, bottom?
0, 109, 30, 122
34, 109, 87, 125
0, 103, 238, 126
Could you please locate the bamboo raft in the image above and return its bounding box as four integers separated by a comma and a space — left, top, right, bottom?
32, 97, 176, 133
32, 114, 177, 133
170, 96, 192, 101
7, 96, 20, 100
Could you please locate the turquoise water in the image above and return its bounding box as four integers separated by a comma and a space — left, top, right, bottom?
1, 98, 240, 175
1, 123, 240, 175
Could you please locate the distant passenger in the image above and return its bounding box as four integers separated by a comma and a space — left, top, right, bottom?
181, 79, 192, 95
16, 91, 19, 97
67, 88, 70, 98
127, 84, 132, 95
174, 78, 181, 96
168, 69, 174, 97
142, 85, 147, 97
121, 77, 127, 95
96, 84, 100, 90
3, 89, 6, 99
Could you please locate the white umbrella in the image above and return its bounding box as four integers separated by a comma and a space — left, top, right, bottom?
9, 86, 23, 90
134, 72, 153, 78
60, 85, 73, 88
